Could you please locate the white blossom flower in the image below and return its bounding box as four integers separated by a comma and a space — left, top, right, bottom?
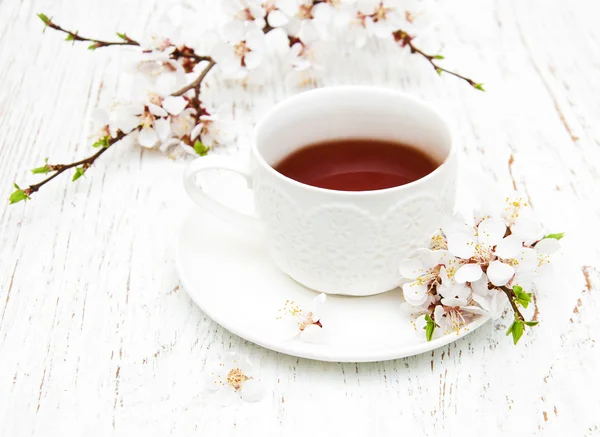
114, 101, 170, 148
356, 0, 402, 39
287, 40, 322, 71
223, 0, 267, 28
448, 217, 524, 287
400, 249, 459, 306
438, 265, 472, 304
262, 0, 292, 27
276, 294, 327, 343
432, 303, 481, 335
113, 76, 191, 149
502, 197, 545, 244
212, 22, 267, 78
190, 112, 234, 149
203, 352, 264, 405
279, 0, 327, 42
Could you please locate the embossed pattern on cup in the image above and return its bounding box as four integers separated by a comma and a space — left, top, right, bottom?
253, 158, 456, 296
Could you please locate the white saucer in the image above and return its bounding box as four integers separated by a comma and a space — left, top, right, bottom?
176, 206, 489, 362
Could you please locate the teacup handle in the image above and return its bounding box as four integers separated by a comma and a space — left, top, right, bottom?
183, 156, 262, 233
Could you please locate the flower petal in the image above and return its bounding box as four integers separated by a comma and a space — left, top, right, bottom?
312, 3, 332, 22
472, 289, 508, 319
477, 218, 506, 247
434, 305, 445, 328
495, 235, 523, 259
454, 263, 483, 284
211, 42, 236, 67
148, 103, 168, 118
402, 281, 429, 306
91, 108, 109, 125
244, 50, 263, 70
417, 248, 451, 268
155, 73, 178, 96
239, 378, 265, 403
245, 28, 266, 52
444, 284, 472, 301
276, 315, 300, 341
486, 260, 515, 286
447, 233, 475, 259
310, 293, 327, 322
153, 117, 171, 141
138, 126, 158, 148
511, 209, 544, 244
299, 324, 325, 343
267, 9, 288, 27
203, 362, 226, 392
221, 20, 246, 43
276, 0, 298, 16
414, 314, 428, 331
298, 20, 320, 43
190, 123, 203, 141
162, 96, 187, 116
439, 266, 450, 287
471, 275, 491, 297
535, 238, 560, 255
515, 248, 539, 273
115, 112, 141, 134
399, 259, 426, 280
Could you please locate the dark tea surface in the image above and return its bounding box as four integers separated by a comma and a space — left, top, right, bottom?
274, 139, 438, 191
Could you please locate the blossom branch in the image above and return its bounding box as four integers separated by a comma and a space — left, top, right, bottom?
37, 13, 140, 49
393, 30, 484, 91
10, 131, 128, 203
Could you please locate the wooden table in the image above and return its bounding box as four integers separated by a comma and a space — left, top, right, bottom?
1, 0, 599, 435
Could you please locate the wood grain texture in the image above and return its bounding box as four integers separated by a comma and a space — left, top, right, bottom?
1, 0, 599, 435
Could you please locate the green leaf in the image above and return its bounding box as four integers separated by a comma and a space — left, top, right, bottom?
511, 320, 524, 345
31, 158, 50, 174
194, 140, 210, 156
92, 136, 110, 148
435, 67, 442, 76
543, 232, 565, 241
116, 32, 128, 40
9, 183, 29, 204
424, 314, 435, 342
524, 320, 539, 327
31, 165, 50, 174
37, 13, 51, 25
65, 33, 75, 42
433, 54, 444, 60
513, 285, 532, 309
88, 44, 97, 51
72, 167, 85, 181
506, 321, 515, 336
474, 83, 485, 91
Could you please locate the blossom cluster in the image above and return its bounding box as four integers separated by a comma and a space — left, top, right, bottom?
400, 196, 562, 344
88, 0, 422, 158
12, 2, 479, 203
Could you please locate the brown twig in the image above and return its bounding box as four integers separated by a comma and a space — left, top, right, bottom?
500, 286, 525, 321
38, 14, 140, 49
172, 59, 216, 97
24, 131, 128, 197
393, 30, 483, 90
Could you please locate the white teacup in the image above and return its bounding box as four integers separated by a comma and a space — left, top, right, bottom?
184, 86, 456, 296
